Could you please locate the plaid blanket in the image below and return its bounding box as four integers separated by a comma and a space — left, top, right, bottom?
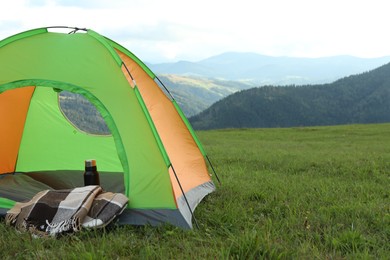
5, 186, 128, 237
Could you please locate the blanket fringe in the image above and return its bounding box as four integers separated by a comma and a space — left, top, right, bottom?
5, 213, 18, 226
46, 216, 81, 236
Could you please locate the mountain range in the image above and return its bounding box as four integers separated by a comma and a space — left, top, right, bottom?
152, 52, 390, 116
151, 52, 390, 85
189, 61, 390, 129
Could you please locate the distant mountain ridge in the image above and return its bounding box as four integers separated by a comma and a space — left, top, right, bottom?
158, 75, 253, 116
150, 52, 390, 85
189, 62, 390, 129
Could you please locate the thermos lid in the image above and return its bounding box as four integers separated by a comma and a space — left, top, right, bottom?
85, 159, 96, 167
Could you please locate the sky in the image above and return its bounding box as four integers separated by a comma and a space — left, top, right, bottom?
1, 0, 389, 63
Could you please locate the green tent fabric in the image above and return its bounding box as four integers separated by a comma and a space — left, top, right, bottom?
0, 27, 216, 229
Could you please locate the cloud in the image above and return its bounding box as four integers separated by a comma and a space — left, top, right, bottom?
51, 0, 121, 9
1, 0, 390, 62
0, 20, 23, 31
27, 0, 127, 8
26, 0, 47, 7
103, 22, 184, 43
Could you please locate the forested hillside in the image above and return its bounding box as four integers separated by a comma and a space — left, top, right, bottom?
190, 62, 390, 129
59, 91, 110, 135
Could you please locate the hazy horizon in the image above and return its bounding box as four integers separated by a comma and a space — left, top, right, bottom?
2, 0, 390, 63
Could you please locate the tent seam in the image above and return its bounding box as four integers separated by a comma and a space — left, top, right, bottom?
86, 30, 123, 67
13, 86, 36, 173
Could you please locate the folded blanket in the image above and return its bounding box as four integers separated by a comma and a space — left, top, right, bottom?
82, 191, 128, 229
5, 186, 128, 237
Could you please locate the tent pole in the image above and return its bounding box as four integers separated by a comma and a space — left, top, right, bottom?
206, 155, 221, 185
170, 165, 200, 229
46, 26, 88, 34
156, 77, 175, 101
123, 63, 135, 81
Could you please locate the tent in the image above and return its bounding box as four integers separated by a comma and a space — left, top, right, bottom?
0, 26, 217, 229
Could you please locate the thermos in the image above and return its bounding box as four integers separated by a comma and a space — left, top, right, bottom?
84, 159, 100, 186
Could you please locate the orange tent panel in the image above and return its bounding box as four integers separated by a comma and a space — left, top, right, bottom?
0, 86, 35, 174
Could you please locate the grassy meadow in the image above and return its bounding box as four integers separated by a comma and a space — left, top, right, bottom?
1, 123, 389, 259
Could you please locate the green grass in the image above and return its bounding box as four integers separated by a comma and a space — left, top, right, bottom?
1, 123, 389, 259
